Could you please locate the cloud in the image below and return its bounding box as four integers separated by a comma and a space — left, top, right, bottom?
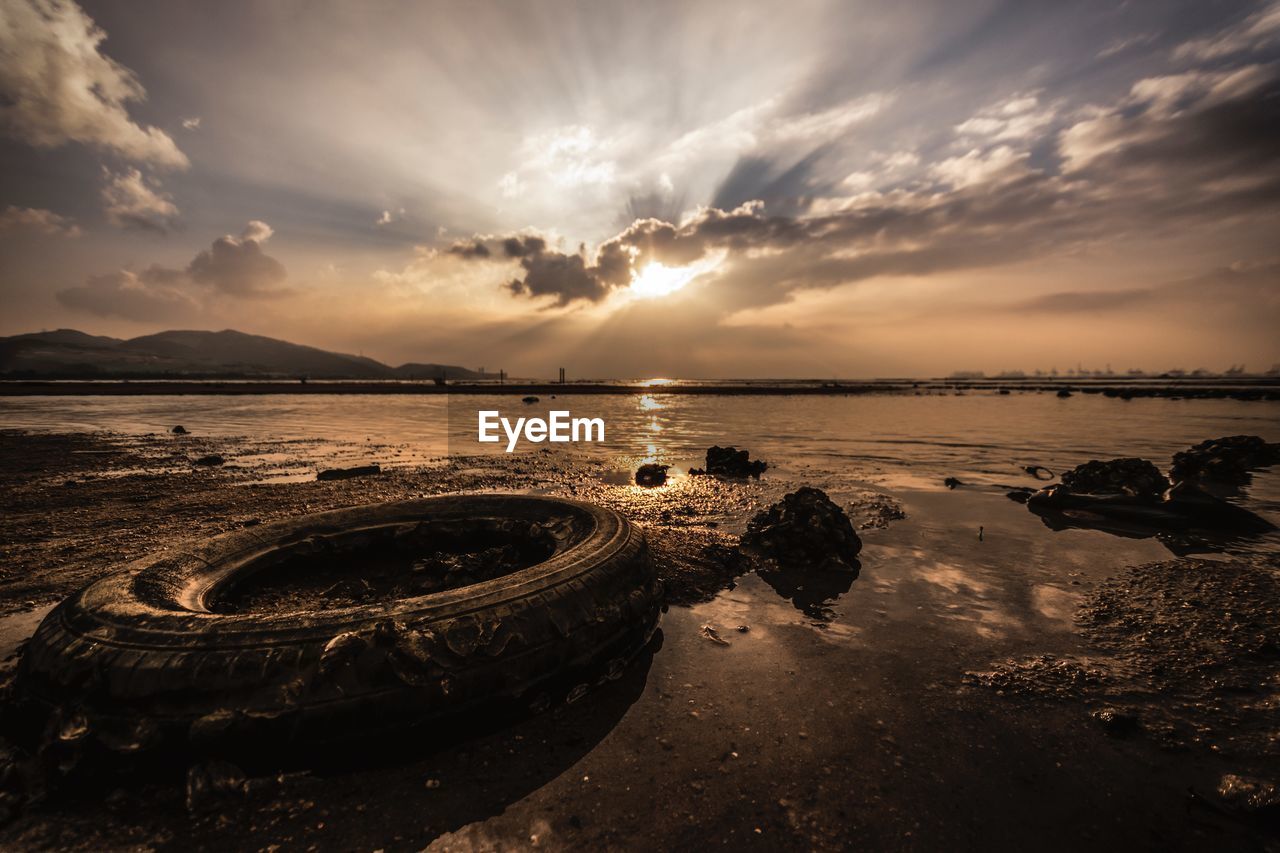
449, 52, 1280, 314
101, 167, 180, 232
505, 250, 609, 306
446, 238, 490, 259
188, 224, 286, 296
56, 268, 197, 321
1174, 1, 1280, 61
498, 171, 521, 199
239, 219, 273, 243
454, 177, 1080, 309
181, 117, 201, 131
56, 221, 288, 319
1097, 32, 1159, 60
1059, 63, 1280, 212
930, 145, 1032, 189
1016, 289, 1153, 313
1012, 260, 1280, 324
374, 207, 405, 226
501, 235, 546, 258
512, 125, 618, 190
0, 205, 80, 237
954, 93, 1056, 142
702, 94, 891, 212
0, 0, 188, 168
661, 93, 889, 175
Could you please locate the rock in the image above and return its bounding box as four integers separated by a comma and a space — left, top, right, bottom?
1217, 774, 1280, 815
1170, 435, 1280, 487
185, 760, 247, 813
689, 445, 767, 479
57, 713, 90, 744
1026, 479, 1275, 546
1091, 707, 1141, 737
634, 463, 669, 487
1022, 464, 1054, 480
1056, 389, 1072, 398
171, 425, 188, 435
522, 396, 539, 404
193, 454, 225, 467
943, 477, 963, 489
1059, 458, 1169, 497
848, 493, 906, 529
316, 463, 381, 481
97, 718, 160, 754
740, 486, 862, 570
188, 709, 241, 745
318, 631, 367, 675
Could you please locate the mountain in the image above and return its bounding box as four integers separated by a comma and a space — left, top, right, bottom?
2, 329, 123, 348
121, 330, 391, 379
0, 329, 489, 380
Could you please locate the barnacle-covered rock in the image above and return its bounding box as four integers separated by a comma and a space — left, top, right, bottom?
740, 486, 861, 571
1170, 435, 1280, 487
1059, 458, 1169, 497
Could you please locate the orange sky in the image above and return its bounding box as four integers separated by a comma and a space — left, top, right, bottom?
2, 0, 1278, 377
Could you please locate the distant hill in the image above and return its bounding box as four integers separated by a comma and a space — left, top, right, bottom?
0, 328, 490, 380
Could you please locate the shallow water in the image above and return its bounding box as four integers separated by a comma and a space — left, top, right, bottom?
3, 390, 1277, 473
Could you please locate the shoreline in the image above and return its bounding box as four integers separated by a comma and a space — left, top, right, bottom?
2, 378, 1279, 399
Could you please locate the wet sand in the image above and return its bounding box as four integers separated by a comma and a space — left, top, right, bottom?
1, 430, 1278, 850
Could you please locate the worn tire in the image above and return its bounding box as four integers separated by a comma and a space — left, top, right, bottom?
16, 495, 661, 751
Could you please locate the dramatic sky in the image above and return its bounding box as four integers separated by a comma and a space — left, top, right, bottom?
2, 0, 1278, 377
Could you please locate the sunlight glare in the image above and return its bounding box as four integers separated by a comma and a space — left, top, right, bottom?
627, 250, 725, 300
629, 263, 695, 299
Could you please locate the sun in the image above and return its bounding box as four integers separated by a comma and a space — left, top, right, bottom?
628, 262, 697, 299
626, 251, 726, 300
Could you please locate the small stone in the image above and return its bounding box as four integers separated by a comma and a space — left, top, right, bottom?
634, 463, 670, 487
185, 760, 247, 812
1217, 774, 1280, 814
316, 464, 381, 481
688, 445, 767, 479
1091, 707, 1141, 736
